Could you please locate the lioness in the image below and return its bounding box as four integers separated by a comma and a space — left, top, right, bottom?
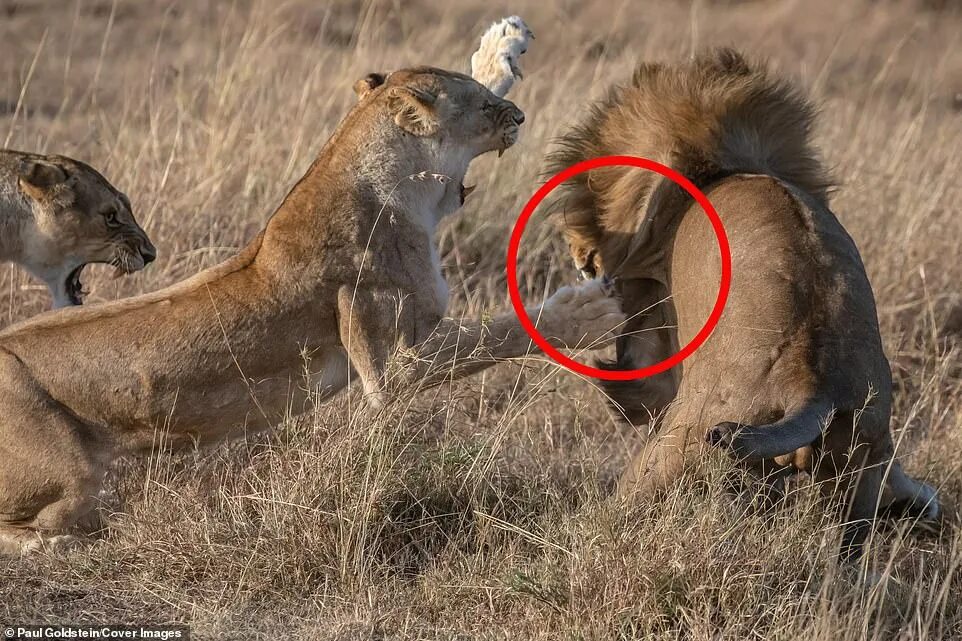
0, 150, 155, 308
549, 49, 939, 559
0, 67, 623, 554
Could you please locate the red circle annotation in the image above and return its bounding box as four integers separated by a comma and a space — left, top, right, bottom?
505, 155, 732, 381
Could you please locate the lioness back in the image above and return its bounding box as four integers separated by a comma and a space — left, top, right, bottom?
0, 64, 629, 558
0, 65, 518, 446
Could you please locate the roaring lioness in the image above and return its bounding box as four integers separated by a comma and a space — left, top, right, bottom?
549, 49, 939, 559
0, 67, 623, 554
0, 150, 156, 308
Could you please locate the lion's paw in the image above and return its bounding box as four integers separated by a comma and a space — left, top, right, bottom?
539, 279, 624, 350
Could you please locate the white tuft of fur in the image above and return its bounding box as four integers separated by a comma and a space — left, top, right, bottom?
470, 15, 534, 98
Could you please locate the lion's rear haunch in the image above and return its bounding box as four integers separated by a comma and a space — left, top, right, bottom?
550, 48, 834, 422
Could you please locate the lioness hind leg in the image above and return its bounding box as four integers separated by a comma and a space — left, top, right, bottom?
0, 353, 107, 556
0, 527, 79, 556
0, 447, 103, 557
0, 449, 104, 557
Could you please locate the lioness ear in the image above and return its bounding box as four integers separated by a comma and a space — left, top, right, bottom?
353, 72, 386, 100
388, 85, 440, 136
18, 159, 68, 201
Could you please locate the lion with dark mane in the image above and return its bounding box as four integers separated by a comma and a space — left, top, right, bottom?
549, 49, 939, 559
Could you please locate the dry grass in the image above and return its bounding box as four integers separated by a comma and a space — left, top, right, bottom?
1, 0, 961, 639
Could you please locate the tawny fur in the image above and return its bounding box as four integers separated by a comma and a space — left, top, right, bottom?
470, 16, 534, 98
0, 67, 622, 555
0, 150, 154, 309
550, 49, 832, 266
549, 49, 939, 561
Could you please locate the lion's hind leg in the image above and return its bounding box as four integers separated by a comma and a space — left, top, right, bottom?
617, 419, 703, 501
836, 462, 886, 564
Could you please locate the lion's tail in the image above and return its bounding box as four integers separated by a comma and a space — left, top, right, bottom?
705, 398, 833, 462
707, 399, 943, 525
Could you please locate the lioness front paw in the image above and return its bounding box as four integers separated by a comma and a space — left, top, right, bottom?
538, 279, 625, 350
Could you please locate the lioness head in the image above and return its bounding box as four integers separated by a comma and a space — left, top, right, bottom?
353, 67, 525, 158
17, 155, 155, 307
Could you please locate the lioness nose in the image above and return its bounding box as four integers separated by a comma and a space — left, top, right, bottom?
513, 109, 525, 125
140, 241, 157, 265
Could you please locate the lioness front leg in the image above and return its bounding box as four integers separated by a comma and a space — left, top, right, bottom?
339, 279, 624, 402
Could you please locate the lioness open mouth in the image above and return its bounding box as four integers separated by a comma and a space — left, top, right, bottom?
497, 137, 515, 158
460, 183, 476, 205
64, 262, 133, 305
65, 264, 88, 305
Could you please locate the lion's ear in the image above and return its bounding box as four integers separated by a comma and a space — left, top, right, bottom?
353, 72, 386, 100
388, 85, 440, 136
18, 159, 68, 201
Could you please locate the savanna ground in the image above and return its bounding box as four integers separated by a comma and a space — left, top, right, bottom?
1, 0, 961, 639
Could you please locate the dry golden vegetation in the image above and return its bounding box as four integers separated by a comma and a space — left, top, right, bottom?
1, 0, 961, 638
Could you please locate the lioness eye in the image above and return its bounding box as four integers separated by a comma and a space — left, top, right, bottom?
103, 209, 119, 227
